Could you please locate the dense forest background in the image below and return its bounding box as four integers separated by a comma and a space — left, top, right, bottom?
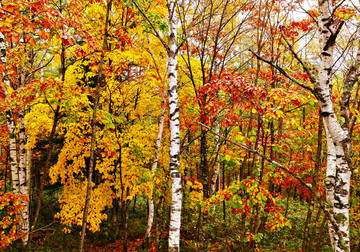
1, 0, 360, 251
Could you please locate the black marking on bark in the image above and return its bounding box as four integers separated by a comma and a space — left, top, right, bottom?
170, 108, 179, 119
322, 52, 331, 57
171, 172, 181, 178
170, 162, 178, 169
169, 72, 175, 78
169, 85, 177, 92
322, 111, 331, 117
325, 68, 332, 75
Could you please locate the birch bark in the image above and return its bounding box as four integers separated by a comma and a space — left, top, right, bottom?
211, 122, 220, 196
167, 1, 182, 251
145, 96, 166, 239
317, 0, 351, 250
6, 111, 19, 195
18, 109, 30, 243
0, 7, 19, 196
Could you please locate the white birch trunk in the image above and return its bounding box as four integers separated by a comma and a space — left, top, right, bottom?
324, 125, 337, 250
211, 122, 220, 196
6, 111, 19, 195
1, 0, 30, 243
167, 0, 182, 251
318, 1, 351, 250
146, 95, 166, 238
1, 27, 20, 196
18, 109, 29, 243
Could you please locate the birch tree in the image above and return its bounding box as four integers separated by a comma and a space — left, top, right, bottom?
132, 0, 183, 250
251, 0, 356, 250
167, 1, 182, 250
317, 1, 351, 250
145, 35, 167, 240
0, 0, 30, 243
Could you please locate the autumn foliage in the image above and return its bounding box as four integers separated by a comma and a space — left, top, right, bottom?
1, 0, 360, 251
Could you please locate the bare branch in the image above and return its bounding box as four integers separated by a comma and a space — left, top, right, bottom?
298, 3, 318, 25
280, 27, 317, 84
197, 122, 312, 191
249, 49, 315, 94
25, 56, 54, 82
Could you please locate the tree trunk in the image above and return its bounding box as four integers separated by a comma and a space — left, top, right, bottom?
145, 33, 168, 240
317, 1, 350, 250
146, 95, 166, 239
79, 1, 111, 251
25, 106, 60, 252
167, 1, 182, 251
6, 111, 19, 195
211, 122, 221, 196
18, 109, 29, 243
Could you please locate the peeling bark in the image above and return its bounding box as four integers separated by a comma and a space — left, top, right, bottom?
317, 1, 351, 250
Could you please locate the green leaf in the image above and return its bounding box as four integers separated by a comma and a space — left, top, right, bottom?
233, 202, 243, 209
270, 164, 275, 172
273, 146, 283, 153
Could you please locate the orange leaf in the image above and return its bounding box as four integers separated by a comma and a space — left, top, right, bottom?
38, 30, 49, 40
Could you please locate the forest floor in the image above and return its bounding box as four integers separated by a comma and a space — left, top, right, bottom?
4, 194, 334, 252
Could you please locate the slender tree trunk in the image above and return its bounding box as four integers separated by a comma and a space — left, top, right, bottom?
79, 1, 111, 251
123, 188, 130, 251
302, 113, 323, 251
200, 126, 209, 251
6, 112, 19, 195
211, 122, 220, 196
18, 109, 29, 243
1, 16, 19, 196
167, 1, 182, 251
146, 95, 166, 238
145, 34, 168, 240
24, 106, 60, 252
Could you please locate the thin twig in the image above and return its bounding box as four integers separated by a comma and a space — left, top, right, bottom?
197, 122, 311, 190
280, 27, 316, 84
131, 0, 170, 54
